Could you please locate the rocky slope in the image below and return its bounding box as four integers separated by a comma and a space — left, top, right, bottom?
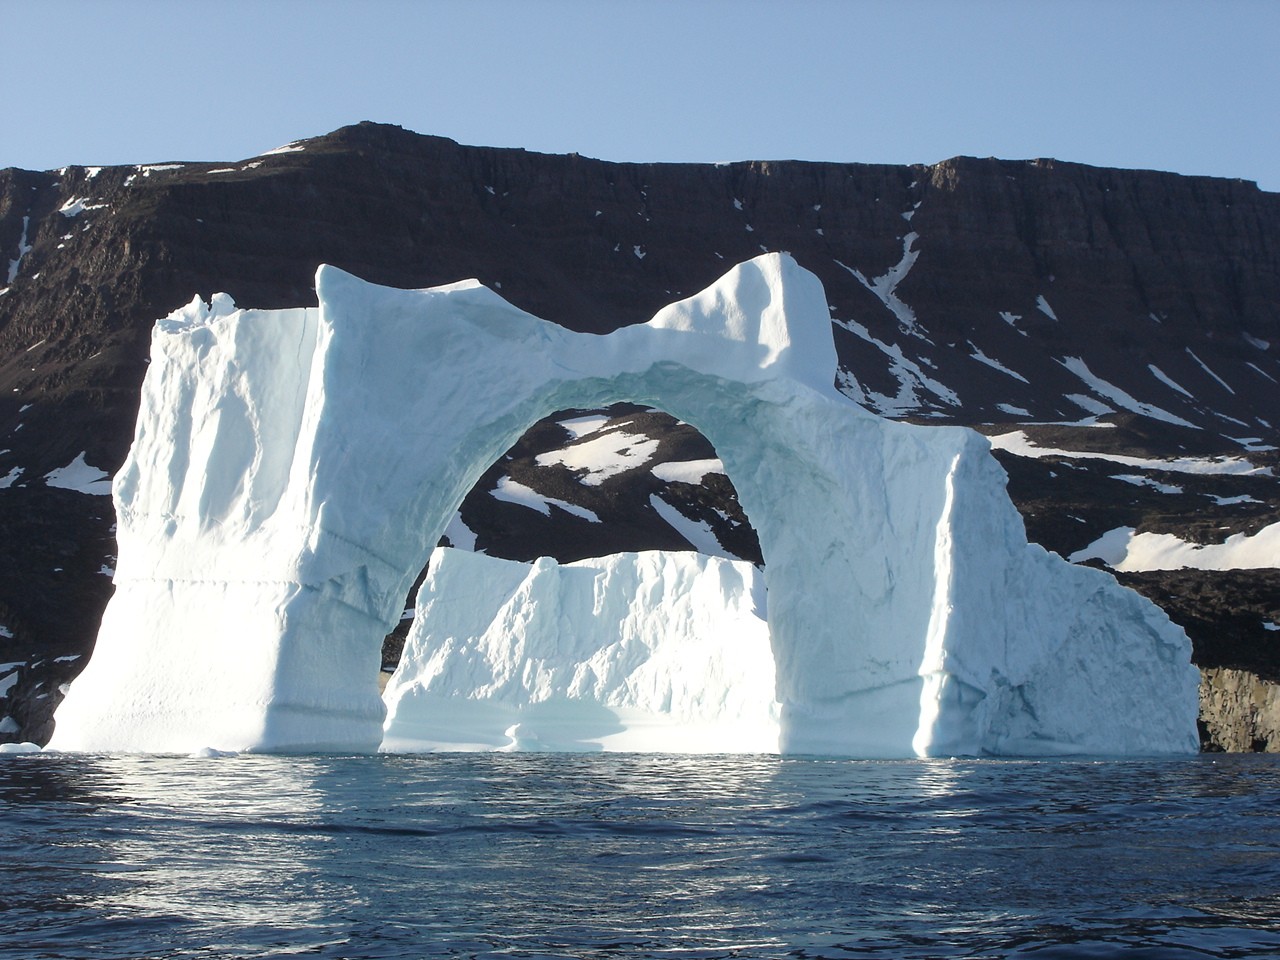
1, 122, 1277, 748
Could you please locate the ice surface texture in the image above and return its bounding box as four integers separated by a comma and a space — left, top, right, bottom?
382, 549, 779, 753
49, 255, 1199, 755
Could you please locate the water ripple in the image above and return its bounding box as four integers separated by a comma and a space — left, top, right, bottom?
1, 753, 1279, 959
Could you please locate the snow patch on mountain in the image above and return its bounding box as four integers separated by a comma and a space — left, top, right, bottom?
6, 216, 33, 285
58, 197, 108, 218
491, 477, 600, 522
1227, 437, 1278, 452
1059, 357, 1197, 428
534, 430, 659, 485
1064, 393, 1116, 418
260, 142, 307, 156
557, 414, 610, 439
989, 431, 1271, 476
1071, 521, 1280, 571
968, 343, 1028, 383
833, 318, 959, 414
43, 453, 112, 495
651, 458, 724, 484
443, 512, 479, 551
1148, 364, 1195, 399
1243, 332, 1270, 351
997, 403, 1031, 417
835, 232, 923, 336
650, 495, 732, 559
1246, 362, 1278, 385
1112, 474, 1183, 494
1187, 348, 1236, 395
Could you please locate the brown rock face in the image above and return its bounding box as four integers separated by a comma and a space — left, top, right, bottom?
1199, 668, 1280, 752
1, 123, 1277, 747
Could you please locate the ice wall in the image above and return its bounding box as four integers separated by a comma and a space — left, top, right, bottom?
382, 549, 779, 753
49, 254, 1201, 755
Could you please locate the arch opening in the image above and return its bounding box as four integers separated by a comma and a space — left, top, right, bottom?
377, 400, 774, 753
379, 401, 763, 677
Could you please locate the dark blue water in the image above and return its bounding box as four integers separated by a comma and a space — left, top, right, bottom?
2, 753, 1278, 959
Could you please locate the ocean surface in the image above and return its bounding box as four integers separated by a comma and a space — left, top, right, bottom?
2, 752, 1278, 959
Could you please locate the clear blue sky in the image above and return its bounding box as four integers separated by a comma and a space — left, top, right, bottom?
4, 0, 1278, 191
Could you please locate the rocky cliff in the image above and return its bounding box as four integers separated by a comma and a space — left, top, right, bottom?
1, 122, 1276, 748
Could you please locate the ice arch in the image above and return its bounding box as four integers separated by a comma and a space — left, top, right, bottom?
50, 254, 1200, 755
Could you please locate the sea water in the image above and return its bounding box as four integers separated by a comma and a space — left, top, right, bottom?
1, 753, 1278, 959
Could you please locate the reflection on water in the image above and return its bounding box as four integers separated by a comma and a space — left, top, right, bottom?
1, 753, 1278, 959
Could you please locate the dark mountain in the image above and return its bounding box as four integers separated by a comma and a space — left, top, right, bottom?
1, 122, 1277, 749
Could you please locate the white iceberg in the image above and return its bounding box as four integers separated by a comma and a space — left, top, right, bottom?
49, 254, 1200, 756
381, 549, 778, 753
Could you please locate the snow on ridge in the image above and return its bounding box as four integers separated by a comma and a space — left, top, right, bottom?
988, 430, 1271, 476
43, 453, 112, 495
534, 430, 659, 485
1059, 356, 1197, 429
834, 232, 924, 336
968, 343, 1028, 383
490, 476, 600, 523
1035, 295, 1058, 320
651, 458, 724, 485
1243, 332, 1270, 350
1071, 521, 1280, 572
0, 467, 21, 489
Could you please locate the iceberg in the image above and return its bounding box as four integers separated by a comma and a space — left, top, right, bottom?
381, 549, 779, 753
49, 254, 1200, 756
